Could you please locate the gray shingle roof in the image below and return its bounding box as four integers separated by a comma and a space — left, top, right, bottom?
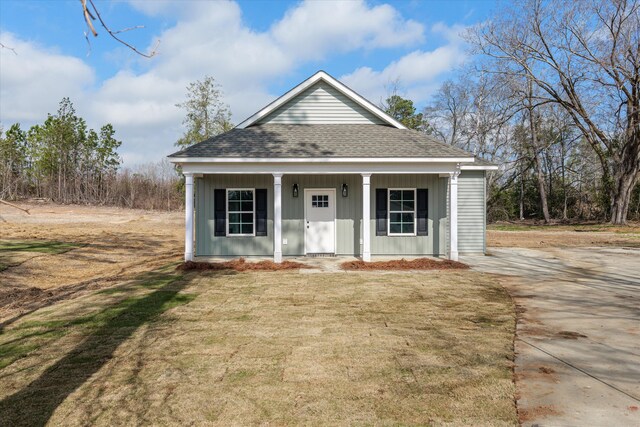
168, 124, 475, 159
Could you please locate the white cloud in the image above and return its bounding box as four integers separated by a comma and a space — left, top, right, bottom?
0, 33, 94, 123
340, 23, 468, 106
0, 2, 442, 166
271, 1, 424, 60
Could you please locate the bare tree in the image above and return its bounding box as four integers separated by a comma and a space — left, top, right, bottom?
471, 0, 640, 224
525, 79, 551, 223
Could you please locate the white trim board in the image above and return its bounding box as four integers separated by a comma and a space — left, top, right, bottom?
235, 71, 407, 130
460, 164, 499, 171
180, 162, 463, 175
169, 157, 475, 163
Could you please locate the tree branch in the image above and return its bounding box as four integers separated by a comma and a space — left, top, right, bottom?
80, 0, 159, 58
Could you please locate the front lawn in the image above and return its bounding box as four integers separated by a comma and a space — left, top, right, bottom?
0, 268, 516, 425
0, 239, 83, 272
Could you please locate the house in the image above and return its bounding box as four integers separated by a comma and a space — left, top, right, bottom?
168, 71, 497, 263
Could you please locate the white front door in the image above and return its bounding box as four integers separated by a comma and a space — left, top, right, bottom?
305, 189, 336, 254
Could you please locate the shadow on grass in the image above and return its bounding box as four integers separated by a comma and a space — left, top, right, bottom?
0, 268, 198, 427
0, 240, 83, 254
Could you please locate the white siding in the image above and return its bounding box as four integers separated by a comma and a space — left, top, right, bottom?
257, 81, 386, 125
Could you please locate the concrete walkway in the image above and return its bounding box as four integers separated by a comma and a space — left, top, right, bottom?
463, 247, 640, 426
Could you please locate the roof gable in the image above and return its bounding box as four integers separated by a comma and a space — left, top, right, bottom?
236, 71, 406, 129
256, 81, 386, 126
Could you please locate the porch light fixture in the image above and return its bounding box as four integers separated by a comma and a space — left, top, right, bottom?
341, 183, 348, 197
292, 183, 299, 198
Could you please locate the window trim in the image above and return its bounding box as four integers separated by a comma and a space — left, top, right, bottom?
226, 188, 256, 237
387, 188, 417, 236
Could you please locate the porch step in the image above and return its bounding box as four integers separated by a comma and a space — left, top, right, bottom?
306, 253, 336, 258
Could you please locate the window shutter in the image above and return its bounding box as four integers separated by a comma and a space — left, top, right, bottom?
376, 188, 387, 236
214, 189, 226, 236
255, 189, 268, 236
417, 188, 428, 236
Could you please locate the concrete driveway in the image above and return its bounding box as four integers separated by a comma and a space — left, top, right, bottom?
463, 247, 640, 426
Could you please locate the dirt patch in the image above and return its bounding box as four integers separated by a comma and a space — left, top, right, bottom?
176, 258, 311, 272
0, 203, 183, 324
340, 257, 469, 270
539, 366, 556, 375
519, 405, 561, 423
557, 330, 588, 339
488, 228, 640, 248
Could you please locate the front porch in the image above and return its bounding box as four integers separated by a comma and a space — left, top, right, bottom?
183, 170, 462, 263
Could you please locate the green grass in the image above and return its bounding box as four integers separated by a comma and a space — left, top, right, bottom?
0, 267, 194, 371
0, 240, 83, 254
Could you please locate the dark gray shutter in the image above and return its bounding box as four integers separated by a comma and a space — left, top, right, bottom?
376, 188, 387, 236
255, 189, 267, 236
417, 188, 428, 236
214, 189, 226, 236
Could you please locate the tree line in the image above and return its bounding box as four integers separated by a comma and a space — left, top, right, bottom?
385, 0, 640, 224
0, 98, 183, 210
2, 0, 638, 223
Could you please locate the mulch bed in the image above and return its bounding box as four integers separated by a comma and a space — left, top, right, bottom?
176, 258, 311, 272
340, 258, 469, 271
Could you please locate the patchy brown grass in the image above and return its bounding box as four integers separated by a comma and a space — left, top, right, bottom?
176, 258, 311, 271
0, 269, 516, 426
341, 257, 470, 271
488, 222, 640, 248
0, 203, 182, 323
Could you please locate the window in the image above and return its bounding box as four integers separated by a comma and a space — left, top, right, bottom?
227, 189, 254, 236
388, 189, 416, 235
311, 194, 329, 208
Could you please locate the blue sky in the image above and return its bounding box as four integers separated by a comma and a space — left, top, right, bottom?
0, 0, 494, 165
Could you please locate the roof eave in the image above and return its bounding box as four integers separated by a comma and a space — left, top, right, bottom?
167, 156, 476, 164
460, 164, 500, 171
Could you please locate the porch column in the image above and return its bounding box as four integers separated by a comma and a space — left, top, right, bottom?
184, 172, 194, 261
362, 173, 371, 262
273, 173, 283, 263
448, 169, 460, 261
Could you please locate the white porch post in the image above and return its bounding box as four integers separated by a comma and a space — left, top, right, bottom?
362, 173, 371, 262
448, 168, 460, 261
184, 172, 194, 261
273, 173, 283, 263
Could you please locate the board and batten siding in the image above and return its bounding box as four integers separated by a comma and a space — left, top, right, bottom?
194, 173, 486, 257
257, 81, 386, 125
195, 175, 274, 256
369, 175, 448, 256
281, 175, 362, 256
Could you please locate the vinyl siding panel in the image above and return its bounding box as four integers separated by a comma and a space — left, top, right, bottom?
195, 175, 274, 256
369, 175, 447, 256
458, 170, 486, 253
257, 81, 386, 125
